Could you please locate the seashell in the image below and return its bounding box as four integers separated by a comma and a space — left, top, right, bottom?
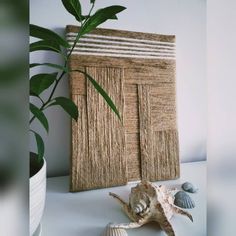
109, 181, 193, 236
102, 223, 128, 236
182, 182, 198, 193
132, 199, 148, 214
174, 191, 195, 209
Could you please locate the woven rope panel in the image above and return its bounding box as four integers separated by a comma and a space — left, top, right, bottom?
67, 25, 180, 191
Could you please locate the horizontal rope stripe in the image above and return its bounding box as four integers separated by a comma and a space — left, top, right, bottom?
66, 36, 175, 49
70, 47, 176, 57
67, 41, 175, 53
66, 32, 175, 46
66, 32, 176, 60
69, 51, 175, 60
68, 44, 175, 55
67, 37, 175, 50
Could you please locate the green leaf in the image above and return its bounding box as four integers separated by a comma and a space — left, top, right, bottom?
30, 24, 69, 48
79, 6, 126, 36
109, 15, 118, 20
30, 63, 68, 72
81, 15, 89, 20
30, 90, 39, 97
30, 40, 61, 53
32, 131, 45, 161
30, 73, 57, 95
61, 0, 83, 22
29, 92, 45, 105
90, 0, 95, 3
30, 103, 49, 133
72, 69, 121, 120
47, 97, 78, 121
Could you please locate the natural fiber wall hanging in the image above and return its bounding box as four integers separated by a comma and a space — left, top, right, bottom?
67, 25, 180, 192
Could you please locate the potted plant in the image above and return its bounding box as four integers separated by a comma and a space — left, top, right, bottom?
29, 0, 126, 234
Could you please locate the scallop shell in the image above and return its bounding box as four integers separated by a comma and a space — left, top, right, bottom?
182, 182, 198, 193
102, 223, 128, 236
174, 191, 195, 209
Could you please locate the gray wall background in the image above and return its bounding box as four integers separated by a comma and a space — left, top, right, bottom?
30, 0, 206, 177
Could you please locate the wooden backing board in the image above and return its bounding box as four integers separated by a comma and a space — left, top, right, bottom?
67, 26, 180, 191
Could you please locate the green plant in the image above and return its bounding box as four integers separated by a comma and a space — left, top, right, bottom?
30, 0, 126, 162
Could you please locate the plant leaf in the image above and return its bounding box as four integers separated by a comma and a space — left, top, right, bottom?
72, 69, 121, 120
90, 0, 95, 3
47, 97, 78, 121
30, 103, 49, 133
109, 15, 118, 20
81, 15, 89, 20
61, 0, 83, 22
30, 63, 68, 72
30, 90, 40, 97
30, 40, 61, 53
79, 6, 126, 36
30, 73, 57, 95
30, 24, 69, 48
32, 131, 45, 161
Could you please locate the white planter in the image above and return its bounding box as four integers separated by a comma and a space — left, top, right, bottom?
30, 159, 46, 236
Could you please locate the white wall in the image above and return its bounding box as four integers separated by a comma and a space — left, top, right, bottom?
208, 0, 236, 165
30, 0, 206, 177
208, 1, 236, 235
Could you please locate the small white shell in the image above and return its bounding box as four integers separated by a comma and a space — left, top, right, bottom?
102, 223, 128, 236
174, 191, 195, 209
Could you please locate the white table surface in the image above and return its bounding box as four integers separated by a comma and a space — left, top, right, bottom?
41, 161, 206, 236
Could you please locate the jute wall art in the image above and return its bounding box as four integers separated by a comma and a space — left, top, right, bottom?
67, 25, 180, 192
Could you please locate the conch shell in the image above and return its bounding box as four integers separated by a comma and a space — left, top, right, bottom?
109, 181, 193, 236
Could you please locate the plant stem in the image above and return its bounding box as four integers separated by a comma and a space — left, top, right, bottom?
67, 3, 94, 58
67, 25, 82, 58
88, 2, 95, 18
46, 71, 66, 104
38, 96, 45, 105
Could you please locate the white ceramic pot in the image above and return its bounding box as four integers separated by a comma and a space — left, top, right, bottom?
30, 159, 46, 236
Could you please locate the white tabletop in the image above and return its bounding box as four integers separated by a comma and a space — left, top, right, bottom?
41, 161, 206, 236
